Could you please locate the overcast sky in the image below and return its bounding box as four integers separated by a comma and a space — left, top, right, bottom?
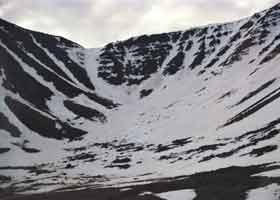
0, 0, 279, 47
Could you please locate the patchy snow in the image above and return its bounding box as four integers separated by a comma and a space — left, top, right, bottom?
155, 189, 196, 200
120, 187, 132, 192
139, 191, 153, 196
246, 184, 280, 200
253, 169, 280, 178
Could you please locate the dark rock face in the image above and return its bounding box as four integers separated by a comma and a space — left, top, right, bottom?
96, 6, 280, 86
0, 18, 116, 110
0, 18, 118, 141
0, 43, 54, 110
0, 112, 22, 137
5, 96, 87, 140
112, 157, 131, 164
190, 38, 207, 70
203, 121, 280, 162
67, 152, 97, 162
232, 79, 276, 107
140, 89, 153, 98
98, 33, 173, 85
64, 100, 107, 123
31, 33, 94, 89
245, 145, 278, 157
0, 18, 94, 91
0, 148, 10, 154
223, 86, 280, 127
163, 51, 185, 75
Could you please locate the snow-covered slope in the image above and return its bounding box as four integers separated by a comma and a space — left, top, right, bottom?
1, 3, 280, 200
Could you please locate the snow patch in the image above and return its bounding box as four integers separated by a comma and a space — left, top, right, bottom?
155, 189, 196, 200
246, 184, 280, 200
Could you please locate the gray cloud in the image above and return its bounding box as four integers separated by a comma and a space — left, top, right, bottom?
0, 0, 278, 47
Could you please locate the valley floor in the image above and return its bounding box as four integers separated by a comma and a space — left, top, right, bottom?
2, 163, 280, 200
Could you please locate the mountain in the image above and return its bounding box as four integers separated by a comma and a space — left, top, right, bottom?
1, 3, 280, 200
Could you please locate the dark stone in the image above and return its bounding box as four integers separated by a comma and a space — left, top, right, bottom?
0, 112, 22, 137
140, 89, 153, 98
0, 148, 10, 154
163, 52, 185, 75
246, 145, 278, 157
112, 157, 131, 164
64, 100, 107, 123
